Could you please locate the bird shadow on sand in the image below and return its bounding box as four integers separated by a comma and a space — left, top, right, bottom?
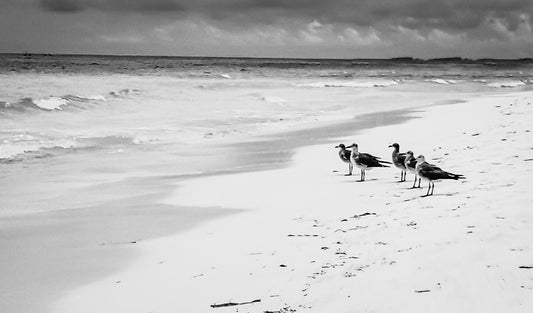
389, 179, 413, 184
353, 178, 379, 183
402, 191, 460, 201
419, 192, 461, 198
339, 179, 378, 183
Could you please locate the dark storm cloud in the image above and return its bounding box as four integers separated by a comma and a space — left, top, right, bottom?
39, 0, 185, 13
201, 0, 533, 31
7, 0, 528, 58
37, 0, 533, 33
40, 0, 83, 12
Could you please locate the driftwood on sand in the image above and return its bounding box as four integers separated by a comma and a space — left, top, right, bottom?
210, 299, 261, 308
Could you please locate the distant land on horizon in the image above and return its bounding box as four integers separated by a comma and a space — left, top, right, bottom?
1, 52, 532, 63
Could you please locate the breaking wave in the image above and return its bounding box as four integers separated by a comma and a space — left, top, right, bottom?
426, 78, 457, 85
297, 79, 399, 88
0, 88, 138, 113
0, 134, 149, 163
487, 80, 526, 88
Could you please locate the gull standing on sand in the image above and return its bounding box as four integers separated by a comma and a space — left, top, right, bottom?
415, 155, 465, 197
389, 143, 407, 182
404, 151, 421, 188
346, 143, 391, 181
335, 144, 353, 175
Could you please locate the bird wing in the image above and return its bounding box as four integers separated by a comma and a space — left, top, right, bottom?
405, 157, 417, 170
341, 149, 352, 162
419, 164, 463, 180
394, 153, 407, 168
397, 153, 407, 164
358, 153, 389, 167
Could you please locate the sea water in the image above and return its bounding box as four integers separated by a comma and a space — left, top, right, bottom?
1, 54, 533, 215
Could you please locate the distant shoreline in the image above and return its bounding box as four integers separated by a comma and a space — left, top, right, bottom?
1, 52, 531, 63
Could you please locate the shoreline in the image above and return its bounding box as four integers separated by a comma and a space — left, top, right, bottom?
0, 104, 424, 313
52, 91, 533, 312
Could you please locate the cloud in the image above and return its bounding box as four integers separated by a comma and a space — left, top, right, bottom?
8, 0, 530, 58
39, 0, 185, 13
40, 0, 83, 12
230, 0, 530, 35
37, 0, 533, 37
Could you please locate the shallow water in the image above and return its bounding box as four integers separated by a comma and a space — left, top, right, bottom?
2, 55, 532, 160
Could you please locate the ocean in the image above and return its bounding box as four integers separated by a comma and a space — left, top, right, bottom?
1, 54, 533, 216
1, 54, 532, 162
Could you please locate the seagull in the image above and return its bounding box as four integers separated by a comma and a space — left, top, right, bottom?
388, 143, 407, 182
346, 143, 391, 181
404, 151, 421, 188
335, 144, 353, 175
415, 155, 465, 197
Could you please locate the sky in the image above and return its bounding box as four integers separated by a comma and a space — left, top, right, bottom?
1, 0, 532, 58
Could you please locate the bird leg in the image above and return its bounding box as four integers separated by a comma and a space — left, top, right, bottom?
346, 163, 353, 176
411, 176, 417, 189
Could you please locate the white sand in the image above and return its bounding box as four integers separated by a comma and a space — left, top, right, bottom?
53, 92, 533, 313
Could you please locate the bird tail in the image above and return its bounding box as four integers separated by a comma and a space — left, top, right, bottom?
449, 173, 465, 180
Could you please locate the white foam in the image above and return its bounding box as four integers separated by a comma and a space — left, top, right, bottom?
0, 135, 78, 159
260, 96, 287, 104
488, 80, 525, 88
34, 97, 69, 110
85, 95, 107, 101
131, 135, 156, 144
427, 78, 457, 85
297, 79, 398, 88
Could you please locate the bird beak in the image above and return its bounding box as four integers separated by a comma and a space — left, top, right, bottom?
335, 145, 339, 148
388, 144, 393, 147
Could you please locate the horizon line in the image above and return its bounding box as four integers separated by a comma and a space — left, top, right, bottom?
1, 52, 532, 62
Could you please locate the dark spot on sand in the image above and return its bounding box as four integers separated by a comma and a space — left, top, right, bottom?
352, 212, 377, 218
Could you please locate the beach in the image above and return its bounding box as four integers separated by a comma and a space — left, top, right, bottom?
52, 91, 533, 313
1, 56, 533, 313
